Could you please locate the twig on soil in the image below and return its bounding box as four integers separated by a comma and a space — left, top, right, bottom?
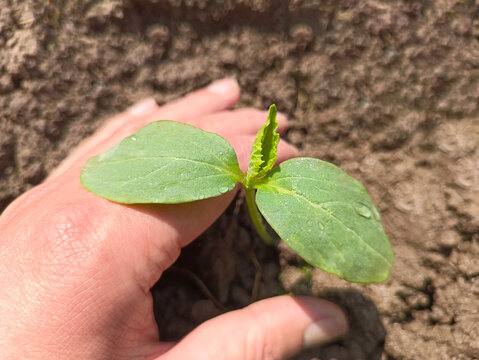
169, 266, 228, 312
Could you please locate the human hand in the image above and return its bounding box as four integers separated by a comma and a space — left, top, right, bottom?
0, 79, 347, 360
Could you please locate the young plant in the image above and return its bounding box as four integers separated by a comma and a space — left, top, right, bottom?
81, 105, 394, 283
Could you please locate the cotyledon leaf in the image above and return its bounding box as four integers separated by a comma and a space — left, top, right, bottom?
81, 121, 244, 204
245, 104, 279, 186
255, 158, 394, 283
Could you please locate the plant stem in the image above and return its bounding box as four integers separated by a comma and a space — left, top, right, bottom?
244, 187, 275, 245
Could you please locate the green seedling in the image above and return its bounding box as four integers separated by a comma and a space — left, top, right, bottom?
81, 105, 394, 283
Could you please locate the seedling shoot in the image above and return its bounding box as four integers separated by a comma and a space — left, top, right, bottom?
81, 105, 394, 283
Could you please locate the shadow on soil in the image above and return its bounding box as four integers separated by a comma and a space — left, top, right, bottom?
294, 289, 386, 360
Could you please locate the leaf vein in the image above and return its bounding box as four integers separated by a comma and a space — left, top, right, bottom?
263, 184, 392, 266
97, 156, 240, 180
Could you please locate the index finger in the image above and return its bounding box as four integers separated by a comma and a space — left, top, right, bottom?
48, 79, 241, 180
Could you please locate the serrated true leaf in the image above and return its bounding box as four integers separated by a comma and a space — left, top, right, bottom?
81, 121, 243, 204
255, 158, 394, 283
245, 104, 279, 186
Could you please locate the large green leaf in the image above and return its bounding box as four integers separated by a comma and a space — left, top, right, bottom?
81, 121, 244, 204
255, 158, 394, 283
245, 104, 279, 186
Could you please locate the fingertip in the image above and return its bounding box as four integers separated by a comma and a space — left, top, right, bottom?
126, 97, 159, 117
206, 78, 240, 97
158, 78, 241, 121
294, 296, 348, 349
203, 78, 240, 110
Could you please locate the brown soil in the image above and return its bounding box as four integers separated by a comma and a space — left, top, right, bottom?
1, 1, 478, 359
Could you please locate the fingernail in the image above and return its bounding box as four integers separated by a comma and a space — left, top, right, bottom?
207, 78, 239, 95
127, 98, 158, 116
303, 316, 347, 348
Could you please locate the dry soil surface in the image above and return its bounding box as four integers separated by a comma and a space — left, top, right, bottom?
1, 1, 478, 359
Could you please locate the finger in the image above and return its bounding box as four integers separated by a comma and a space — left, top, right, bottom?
95, 78, 240, 149
47, 98, 160, 180
158, 78, 240, 120
157, 296, 347, 360
105, 78, 240, 143
186, 108, 289, 136
49, 78, 240, 180
93, 108, 286, 159
92, 78, 240, 152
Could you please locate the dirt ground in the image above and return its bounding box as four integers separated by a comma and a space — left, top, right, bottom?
1, 0, 478, 359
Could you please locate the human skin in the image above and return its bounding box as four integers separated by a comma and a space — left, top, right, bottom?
0, 79, 347, 360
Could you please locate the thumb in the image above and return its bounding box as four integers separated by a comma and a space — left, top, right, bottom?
158, 295, 347, 360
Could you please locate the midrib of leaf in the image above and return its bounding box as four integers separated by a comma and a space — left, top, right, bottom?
122, 173, 233, 190
93, 156, 242, 181
181, 133, 236, 173
260, 183, 393, 267
148, 121, 238, 172
255, 175, 331, 193
262, 191, 330, 265
257, 120, 278, 174
263, 184, 345, 262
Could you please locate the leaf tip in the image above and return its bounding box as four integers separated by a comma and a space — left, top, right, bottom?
245, 104, 281, 187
